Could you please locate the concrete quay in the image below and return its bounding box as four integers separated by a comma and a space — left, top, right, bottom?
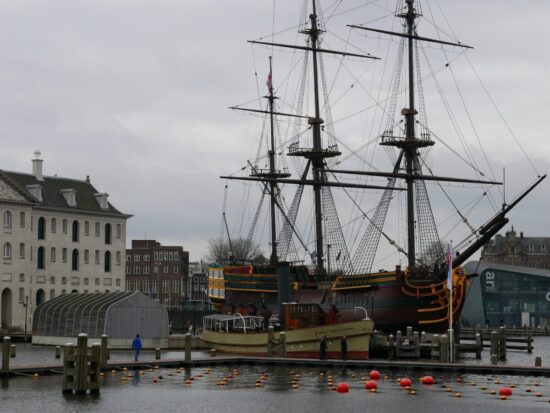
2, 355, 550, 379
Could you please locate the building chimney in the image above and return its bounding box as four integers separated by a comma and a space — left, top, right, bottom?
32, 150, 44, 181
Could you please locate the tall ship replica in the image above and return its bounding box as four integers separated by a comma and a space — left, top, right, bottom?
204, 0, 545, 353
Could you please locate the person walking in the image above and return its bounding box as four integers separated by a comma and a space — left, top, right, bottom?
319, 335, 327, 360
132, 334, 142, 362
340, 336, 348, 360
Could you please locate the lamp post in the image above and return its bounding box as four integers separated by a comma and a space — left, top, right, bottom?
20, 295, 29, 341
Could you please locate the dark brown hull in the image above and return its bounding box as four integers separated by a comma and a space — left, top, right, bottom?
210, 265, 469, 334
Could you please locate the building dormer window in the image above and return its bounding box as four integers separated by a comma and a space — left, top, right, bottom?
94, 193, 109, 210
542, 244, 547, 253
528, 243, 534, 252
26, 184, 43, 202
61, 189, 77, 207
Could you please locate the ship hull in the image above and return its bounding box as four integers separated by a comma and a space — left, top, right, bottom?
202, 319, 374, 359
209, 265, 469, 334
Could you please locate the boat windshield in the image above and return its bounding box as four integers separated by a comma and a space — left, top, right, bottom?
203, 313, 265, 333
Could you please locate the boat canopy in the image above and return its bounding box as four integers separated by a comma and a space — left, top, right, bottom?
203, 313, 265, 334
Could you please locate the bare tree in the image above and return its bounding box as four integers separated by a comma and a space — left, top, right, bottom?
206, 238, 264, 263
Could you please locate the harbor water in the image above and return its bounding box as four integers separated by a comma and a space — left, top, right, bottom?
2, 364, 550, 412
2, 337, 550, 412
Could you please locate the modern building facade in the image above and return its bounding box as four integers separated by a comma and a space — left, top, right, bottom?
481, 227, 550, 269
0, 156, 130, 332
461, 261, 550, 328
126, 240, 189, 308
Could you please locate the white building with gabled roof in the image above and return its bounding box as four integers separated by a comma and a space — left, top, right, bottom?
0, 155, 131, 333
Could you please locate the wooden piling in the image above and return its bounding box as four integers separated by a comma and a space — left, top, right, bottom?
535, 356, 542, 367
440, 334, 449, 363
155, 348, 161, 360
75, 334, 89, 395
185, 333, 192, 363
388, 334, 395, 360
1, 337, 10, 370
55, 346, 61, 359
62, 335, 101, 395
10, 344, 16, 358
62, 343, 76, 394
100, 335, 108, 369
431, 334, 440, 361
499, 326, 507, 361
491, 354, 498, 365
413, 331, 420, 358
490, 331, 498, 358
89, 344, 101, 395
267, 326, 275, 356
475, 333, 482, 359
527, 330, 533, 354
279, 332, 287, 358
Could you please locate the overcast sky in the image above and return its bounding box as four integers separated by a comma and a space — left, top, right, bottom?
0, 0, 548, 264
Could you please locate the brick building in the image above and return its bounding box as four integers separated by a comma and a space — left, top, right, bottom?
481, 227, 550, 270
126, 240, 189, 308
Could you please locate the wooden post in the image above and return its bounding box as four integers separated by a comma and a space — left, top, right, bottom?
535, 356, 542, 367
100, 335, 108, 369
439, 334, 449, 363
55, 346, 61, 359
184, 333, 192, 363
10, 344, 16, 358
388, 334, 395, 360
62, 343, 76, 394
490, 331, 498, 358
279, 332, 287, 358
413, 331, 420, 358
395, 331, 402, 358
209, 349, 216, 357
499, 326, 507, 361
490, 354, 498, 365
89, 344, 101, 395
527, 330, 533, 354
75, 334, 89, 395
267, 325, 274, 356
431, 334, 440, 361
1, 337, 10, 370
155, 348, 161, 360
475, 333, 482, 359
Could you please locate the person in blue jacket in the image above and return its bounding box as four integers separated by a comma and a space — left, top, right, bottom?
132, 334, 142, 361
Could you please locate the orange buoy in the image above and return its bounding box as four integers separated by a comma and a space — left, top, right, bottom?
454, 392, 462, 398
421, 376, 434, 385
400, 378, 412, 387
369, 370, 381, 380
499, 387, 512, 397
365, 380, 378, 390
337, 382, 350, 393
410, 390, 417, 396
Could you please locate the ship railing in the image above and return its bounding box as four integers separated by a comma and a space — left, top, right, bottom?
354, 307, 370, 321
